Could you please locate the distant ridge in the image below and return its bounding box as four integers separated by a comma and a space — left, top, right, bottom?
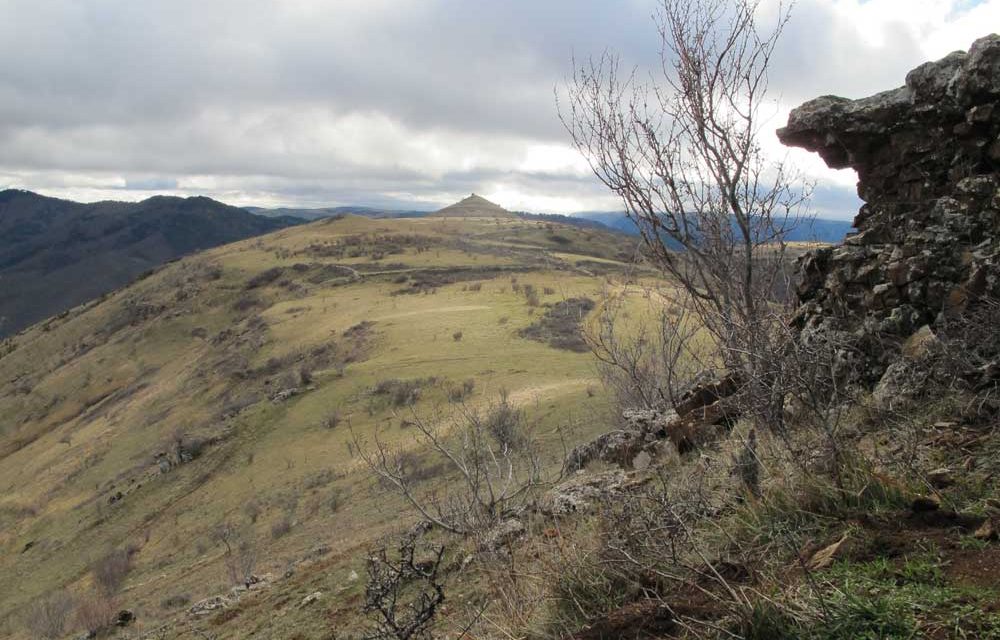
431, 193, 515, 218
0, 189, 301, 337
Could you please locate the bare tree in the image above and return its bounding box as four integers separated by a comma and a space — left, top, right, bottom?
562, 0, 810, 425
213, 521, 257, 586
355, 393, 561, 537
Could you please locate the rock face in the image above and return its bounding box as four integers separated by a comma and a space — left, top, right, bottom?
779, 34, 1000, 383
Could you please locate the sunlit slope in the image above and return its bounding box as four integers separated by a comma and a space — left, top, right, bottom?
0, 214, 654, 638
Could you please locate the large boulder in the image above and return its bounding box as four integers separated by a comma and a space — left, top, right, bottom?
779, 34, 1000, 388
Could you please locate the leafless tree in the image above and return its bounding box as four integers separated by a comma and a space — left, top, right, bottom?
562, 0, 810, 426
213, 521, 257, 586
355, 393, 562, 536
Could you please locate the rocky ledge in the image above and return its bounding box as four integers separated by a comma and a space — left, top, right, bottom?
779, 34, 1000, 384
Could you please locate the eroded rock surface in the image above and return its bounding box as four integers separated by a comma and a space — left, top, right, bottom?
779, 34, 1000, 384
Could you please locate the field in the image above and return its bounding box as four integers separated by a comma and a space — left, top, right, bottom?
0, 213, 663, 638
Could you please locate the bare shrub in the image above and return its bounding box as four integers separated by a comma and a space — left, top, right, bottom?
93, 546, 133, 595
214, 522, 257, 585
518, 297, 595, 352
363, 532, 445, 640
586, 285, 709, 411
271, 516, 293, 539
321, 410, 341, 430
355, 393, 560, 536
160, 593, 192, 609
372, 378, 435, 408
23, 590, 74, 639
447, 378, 476, 403
74, 591, 117, 637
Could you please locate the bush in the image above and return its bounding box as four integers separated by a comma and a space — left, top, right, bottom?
93, 546, 133, 595
74, 592, 117, 636
23, 590, 74, 639
161, 593, 192, 609
245, 267, 284, 289
518, 297, 595, 352
372, 378, 435, 408
453, 330, 464, 342
271, 516, 293, 539
447, 378, 476, 402
322, 410, 341, 430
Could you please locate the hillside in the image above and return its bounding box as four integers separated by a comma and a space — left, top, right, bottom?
0, 211, 652, 638
245, 205, 432, 221
0, 190, 302, 338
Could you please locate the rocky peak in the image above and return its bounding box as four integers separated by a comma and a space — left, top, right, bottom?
779, 34, 1000, 383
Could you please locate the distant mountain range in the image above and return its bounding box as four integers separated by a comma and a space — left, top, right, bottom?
246, 201, 853, 243
0, 190, 302, 337
570, 211, 854, 244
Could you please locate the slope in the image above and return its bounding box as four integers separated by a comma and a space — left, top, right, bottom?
0, 213, 655, 639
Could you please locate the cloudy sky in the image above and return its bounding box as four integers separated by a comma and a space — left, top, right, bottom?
0, 0, 997, 218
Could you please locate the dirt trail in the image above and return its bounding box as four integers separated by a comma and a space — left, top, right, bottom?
375, 305, 490, 321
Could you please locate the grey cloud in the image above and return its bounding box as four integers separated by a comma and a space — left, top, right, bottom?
0, 0, 991, 215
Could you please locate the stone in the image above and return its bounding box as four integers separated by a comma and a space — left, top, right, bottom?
927, 467, 954, 489
974, 518, 998, 541
480, 518, 526, 551
538, 470, 627, 516
912, 494, 942, 512
301, 591, 323, 606
779, 35, 1000, 387
189, 595, 229, 616
115, 609, 135, 627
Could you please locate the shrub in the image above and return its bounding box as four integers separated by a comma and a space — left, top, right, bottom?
74, 592, 117, 636
372, 378, 435, 408
452, 330, 464, 342
245, 267, 284, 289
518, 297, 595, 352
93, 546, 133, 595
322, 410, 341, 430
271, 516, 293, 539
161, 593, 192, 609
447, 378, 476, 402
23, 590, 74, 639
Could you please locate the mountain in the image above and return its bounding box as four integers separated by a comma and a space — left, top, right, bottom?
572, 210, 854, 243
431, 193, 515, 218
0, 190, 302, 338
245, 205, 432, 221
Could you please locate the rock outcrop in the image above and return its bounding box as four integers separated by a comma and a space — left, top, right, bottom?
778, 34, 1000, 384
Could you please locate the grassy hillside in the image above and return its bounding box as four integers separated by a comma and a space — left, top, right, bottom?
0, 213, 654, 638
0, 190, 302, 338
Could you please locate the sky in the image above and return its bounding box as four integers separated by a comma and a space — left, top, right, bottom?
0, 0, 997, 219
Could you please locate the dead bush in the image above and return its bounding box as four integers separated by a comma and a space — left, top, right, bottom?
363, 532, 445, 640
23, 590, 74, 639
74, 591, 117, 637
518, 297, 595, 352
93, 546, 134, 595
